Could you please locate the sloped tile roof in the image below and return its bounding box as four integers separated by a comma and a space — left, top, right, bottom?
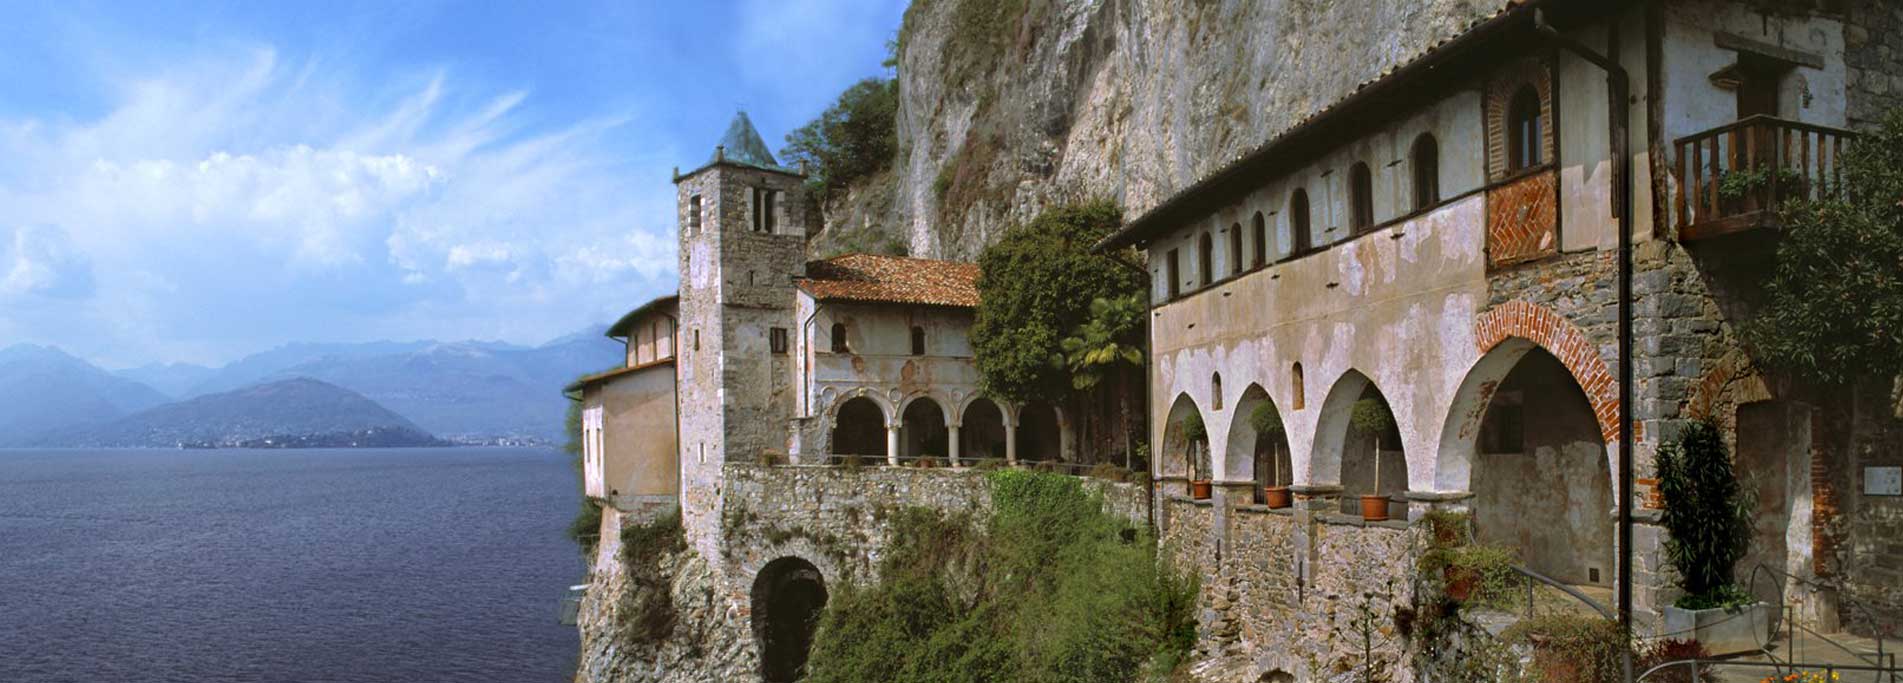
796, 253, 981, 308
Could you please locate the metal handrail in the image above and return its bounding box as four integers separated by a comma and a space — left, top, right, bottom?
1511, 564, 1615, 620
1748, 561, 1896, 677
1639, 658, 1900, 683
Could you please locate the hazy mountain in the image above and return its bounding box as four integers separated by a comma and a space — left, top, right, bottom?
183, 341, 441, 396
47, 378, 440, 448
0, 345, 172, 444
116, 361, 217, 398
250, 333, 621, 441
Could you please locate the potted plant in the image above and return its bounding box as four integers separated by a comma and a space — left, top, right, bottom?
1351, 398, 1395, 521
1182, 412, 1211, 499
1250, 402, 1292, 508
1657, 420, 1769, 656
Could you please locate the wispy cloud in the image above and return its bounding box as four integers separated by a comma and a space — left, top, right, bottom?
0, 47, 681, 366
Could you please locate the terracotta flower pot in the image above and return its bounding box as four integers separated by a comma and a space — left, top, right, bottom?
1445, 566, 1477, 602
1190, 480, 1213, 500
1261, 485, 1292, 509
1359, 494, 1390, 521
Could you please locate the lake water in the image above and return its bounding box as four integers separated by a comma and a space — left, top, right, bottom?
0, 447, 583, 683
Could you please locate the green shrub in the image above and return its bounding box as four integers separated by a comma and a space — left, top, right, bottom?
567, 496, 606, 556
1656, 420, 1755, 609
1502, 614, 1630, 683
1746, 107, 1903, 386
616, 509, 686, 647
804, 470, 1196, 683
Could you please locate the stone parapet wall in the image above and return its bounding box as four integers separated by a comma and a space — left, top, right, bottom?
1162, 497, 1420, 682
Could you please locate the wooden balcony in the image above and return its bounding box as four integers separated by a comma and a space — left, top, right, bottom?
1676, 115, 1856, 241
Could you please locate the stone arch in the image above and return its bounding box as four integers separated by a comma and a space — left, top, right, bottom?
1224, 383, 1292, 490
1310, 369, 1406, 515
829, 394, 890, 457
899, 395, 949, 461
1458, 300, 1621, 479
751, 556, 829, 683
1160, 393, 1208, 480
958, 397, 1008, 461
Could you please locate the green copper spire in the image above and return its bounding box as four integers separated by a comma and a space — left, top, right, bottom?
711, 110, 785, 171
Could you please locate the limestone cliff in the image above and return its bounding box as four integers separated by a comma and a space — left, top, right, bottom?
841, 0, 1511, 260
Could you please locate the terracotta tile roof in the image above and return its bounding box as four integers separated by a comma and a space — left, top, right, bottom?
796, 253, 981, 308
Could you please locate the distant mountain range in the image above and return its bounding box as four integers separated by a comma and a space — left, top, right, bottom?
42, 378, 443, 449
0, 330, 621, 447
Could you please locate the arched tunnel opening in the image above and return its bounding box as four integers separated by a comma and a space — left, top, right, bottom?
752, 557, 828, 682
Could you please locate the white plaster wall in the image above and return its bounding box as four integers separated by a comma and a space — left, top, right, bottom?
1148, 89, 1485, 304
1149, 196, 1490, 493
1659, 1, 1850, 167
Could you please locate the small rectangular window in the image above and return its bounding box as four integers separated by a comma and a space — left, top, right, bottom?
688, 195, 702, 232
693, 328, 700, 351
770, 327, 789, 354
910, 326, 926, 356
1166, 249, 1181, 299
763, 190, 778, 233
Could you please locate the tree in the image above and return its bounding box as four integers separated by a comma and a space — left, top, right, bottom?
780, 76, 900, 203
972, 201, 1146, 404
1747, 108, 1903, 391
1057, 293, 1148, 467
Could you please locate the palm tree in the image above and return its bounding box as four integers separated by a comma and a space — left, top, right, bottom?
1057, 293, 1146, 467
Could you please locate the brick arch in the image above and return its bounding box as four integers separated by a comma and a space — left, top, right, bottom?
1472, 300, 1620, 443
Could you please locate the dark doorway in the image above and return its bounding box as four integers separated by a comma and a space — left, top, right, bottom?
1016, 402, 1061, 462
901, 398, 948, 461
962, 399, 1007, 461
752, 557, 829, 682
830, 397, 886, 457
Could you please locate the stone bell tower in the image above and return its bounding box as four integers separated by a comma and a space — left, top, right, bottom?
672, 111, 808, 559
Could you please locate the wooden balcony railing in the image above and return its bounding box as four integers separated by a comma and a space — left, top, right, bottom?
1675, 115, 1856, 241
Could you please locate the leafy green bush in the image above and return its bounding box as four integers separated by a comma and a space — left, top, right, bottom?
972, 201, 1147, 404
1502, 614, 1629, 683
1747, 107, 1903, 386
616, 509, 686, 647
804, 470, 1197, 683
1656, 420, 1755, 609
568, 496, 605, 557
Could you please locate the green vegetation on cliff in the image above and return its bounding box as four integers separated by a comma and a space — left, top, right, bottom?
804, 470, 1196, 683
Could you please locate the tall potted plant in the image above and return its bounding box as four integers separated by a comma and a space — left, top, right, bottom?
1250, 402, 1291, 508
1182, 412, 1211, 500
1657, 420, 1768, 655
1351, 398, 1395, 521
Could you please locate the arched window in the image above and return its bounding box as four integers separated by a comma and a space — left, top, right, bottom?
1198, 232, 1214, 286
1508, 85, 1543, 171
1349, 162, 1374, 234
1251, 212, 1267, 267
1229, 223, 1243, 276
1290, 189, 1312, 254
1211, 372, 1224, 410
910, 326, 926, 356
1291, 363, 1306, 410
1412, 134, 1440, 210
830, 323, 848, 353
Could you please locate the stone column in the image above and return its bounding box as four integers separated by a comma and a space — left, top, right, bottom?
885, 423, 900, 466
1004, 424, 1018, 465
947, 424, 962, 467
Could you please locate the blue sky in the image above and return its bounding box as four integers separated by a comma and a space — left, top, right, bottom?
0, 0, 905, 368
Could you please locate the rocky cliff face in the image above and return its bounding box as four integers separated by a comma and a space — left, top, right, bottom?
853, 0, 1508, 260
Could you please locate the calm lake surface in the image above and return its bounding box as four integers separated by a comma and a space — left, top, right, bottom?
0, 447, 583, 683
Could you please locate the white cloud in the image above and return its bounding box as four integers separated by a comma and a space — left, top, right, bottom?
0, 48, 682, 366
1, 225, 94, 299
